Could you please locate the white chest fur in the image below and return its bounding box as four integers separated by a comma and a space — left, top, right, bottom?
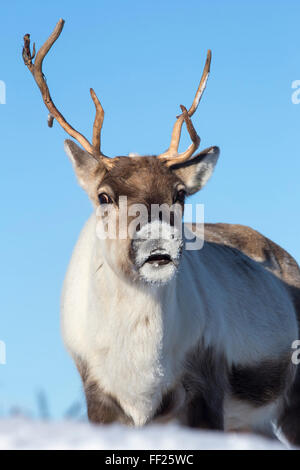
61, 218, 193, 424
87, 263, 201, 425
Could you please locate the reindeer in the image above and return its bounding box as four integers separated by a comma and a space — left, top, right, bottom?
23, 19, 300, 443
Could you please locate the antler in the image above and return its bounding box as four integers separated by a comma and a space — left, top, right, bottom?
158, 50, 211, 167
22, 19, 110, 164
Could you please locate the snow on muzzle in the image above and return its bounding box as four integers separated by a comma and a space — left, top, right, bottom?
131, 220, 183, 284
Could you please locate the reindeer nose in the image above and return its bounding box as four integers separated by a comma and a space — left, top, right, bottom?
130, 220, 183, 273
132, 220, 182, 243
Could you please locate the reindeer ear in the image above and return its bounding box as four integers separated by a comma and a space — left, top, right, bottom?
64, 139, 104, 192
171, 146, 220, 194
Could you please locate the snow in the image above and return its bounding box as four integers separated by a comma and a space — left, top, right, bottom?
0, 419, 291, 450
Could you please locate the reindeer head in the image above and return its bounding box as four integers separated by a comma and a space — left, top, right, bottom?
23, 19, 219, 284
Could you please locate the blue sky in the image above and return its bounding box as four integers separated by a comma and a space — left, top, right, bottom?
1, 0, 300, 418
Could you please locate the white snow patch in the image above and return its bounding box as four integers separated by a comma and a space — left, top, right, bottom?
0, 419, 291, 450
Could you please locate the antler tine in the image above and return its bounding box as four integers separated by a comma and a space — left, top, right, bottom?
90, 88, 104, 155
22, 19, 108, 162
159, 50, 211, 167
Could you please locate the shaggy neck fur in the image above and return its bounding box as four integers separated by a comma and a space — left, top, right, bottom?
87, 241, 198, 424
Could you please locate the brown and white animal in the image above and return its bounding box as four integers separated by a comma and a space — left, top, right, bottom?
23, 20, 300, 443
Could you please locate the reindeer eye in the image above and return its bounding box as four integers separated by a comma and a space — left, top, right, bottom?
98, 193, 113, 205
174, 189, 186, 203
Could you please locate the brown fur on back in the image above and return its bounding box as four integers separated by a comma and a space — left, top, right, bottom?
204, 223, 300, 289
202, 223, 300, 323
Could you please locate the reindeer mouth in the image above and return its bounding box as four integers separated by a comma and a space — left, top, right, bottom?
144, 253, 172, 267
132, 221, 183, 283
